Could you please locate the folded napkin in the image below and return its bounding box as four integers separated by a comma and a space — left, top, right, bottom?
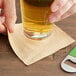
8, 23, 75, 65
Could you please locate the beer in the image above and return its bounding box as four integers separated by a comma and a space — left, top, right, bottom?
20, 0, 54, 39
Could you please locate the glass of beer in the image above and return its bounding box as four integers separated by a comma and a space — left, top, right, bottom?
20, 0, 54, 39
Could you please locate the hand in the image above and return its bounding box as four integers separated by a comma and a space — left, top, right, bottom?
49, 0, 76, 22
0, 0, 16, 34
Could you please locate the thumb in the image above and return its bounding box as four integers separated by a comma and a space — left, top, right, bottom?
4, 0, 17, 33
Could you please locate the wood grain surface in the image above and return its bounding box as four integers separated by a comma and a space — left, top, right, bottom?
0, 0, 76, 76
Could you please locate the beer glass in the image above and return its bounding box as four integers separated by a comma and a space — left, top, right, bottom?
20, 0, 54, 39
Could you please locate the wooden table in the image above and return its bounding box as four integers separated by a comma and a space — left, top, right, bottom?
0, 0, 76, 76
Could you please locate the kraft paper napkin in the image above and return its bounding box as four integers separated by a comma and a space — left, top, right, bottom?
8, 23, 75, 65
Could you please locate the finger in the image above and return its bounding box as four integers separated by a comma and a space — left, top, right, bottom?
0, 16, 5, 23
4, 0, 17, 33
74, 0, 76, 3
0, 16, 6, 33
51, 0, 67, 12
0, 0, 3, 8
0, 23, 6, 33
61, 4, 76, 20
49, 0, 74, 22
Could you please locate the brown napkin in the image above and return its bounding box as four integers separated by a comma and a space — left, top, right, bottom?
8, 23, 75, 65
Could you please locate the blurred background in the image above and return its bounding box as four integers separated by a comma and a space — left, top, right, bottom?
16, 0, 21, 23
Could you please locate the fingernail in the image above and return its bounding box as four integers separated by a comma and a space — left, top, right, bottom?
52, 5, 59, 12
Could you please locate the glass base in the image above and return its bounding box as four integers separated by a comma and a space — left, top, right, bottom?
24, 30, 52, 40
